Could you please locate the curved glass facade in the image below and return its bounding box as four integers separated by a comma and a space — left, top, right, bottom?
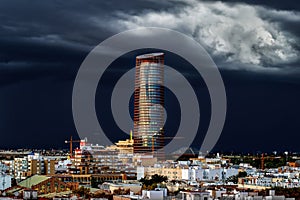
134, 53, 164, 155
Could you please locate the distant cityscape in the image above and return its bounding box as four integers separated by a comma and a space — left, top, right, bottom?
0, 53, 299, 200
0, 137, 300, 199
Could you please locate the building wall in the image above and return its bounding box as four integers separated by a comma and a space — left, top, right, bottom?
30, 159, 38, 175
0, 175, 11, 190
44, 159, 56, 175
14, 155, 56, 180
138, 166, 182, 181
14, 157, 28, 180
182, 168, 238, 181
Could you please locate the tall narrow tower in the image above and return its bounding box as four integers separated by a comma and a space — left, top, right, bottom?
133, 53, 164, 156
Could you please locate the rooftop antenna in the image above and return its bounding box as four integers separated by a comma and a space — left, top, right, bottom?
130, 130, 133, 141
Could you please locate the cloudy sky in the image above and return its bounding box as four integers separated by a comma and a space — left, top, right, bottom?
0, 0, 299, 153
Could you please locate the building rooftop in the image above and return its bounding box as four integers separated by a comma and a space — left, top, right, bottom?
18, 175, 50, 188
136, 52, 164, 59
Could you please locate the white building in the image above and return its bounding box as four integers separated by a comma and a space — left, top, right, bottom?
0, 174, 11, 190
13, 157, 28, 180
182, 167, 238, 181
180, 191, 210, 200
142, 188, 167, 200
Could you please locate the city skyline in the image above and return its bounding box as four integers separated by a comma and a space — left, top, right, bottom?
1, 1, 300, 199
0, 0, 299, 153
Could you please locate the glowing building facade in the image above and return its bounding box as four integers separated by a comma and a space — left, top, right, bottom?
133, 53, 164, 155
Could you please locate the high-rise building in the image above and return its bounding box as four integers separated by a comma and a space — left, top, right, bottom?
133, 53, 165, 156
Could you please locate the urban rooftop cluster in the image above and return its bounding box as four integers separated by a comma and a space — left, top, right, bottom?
0, 136, 300, 200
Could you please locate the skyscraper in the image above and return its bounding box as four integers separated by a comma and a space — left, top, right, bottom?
133, 53, 164, 155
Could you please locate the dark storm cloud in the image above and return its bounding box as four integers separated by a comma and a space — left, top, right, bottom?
1, 0, 299, 80
0, 34, 90, 86
202, 0, 300, 11
114, 0, 300, 71
0, 0, 190, 86
0, 0, 187, 47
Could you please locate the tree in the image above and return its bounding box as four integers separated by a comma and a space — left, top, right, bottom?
151, 174, 168, 183
226, 172, 247, 184
237, 171, 247, 178
140, 174, 168, 190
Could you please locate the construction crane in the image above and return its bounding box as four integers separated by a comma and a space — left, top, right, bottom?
65, 136, 82, 158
